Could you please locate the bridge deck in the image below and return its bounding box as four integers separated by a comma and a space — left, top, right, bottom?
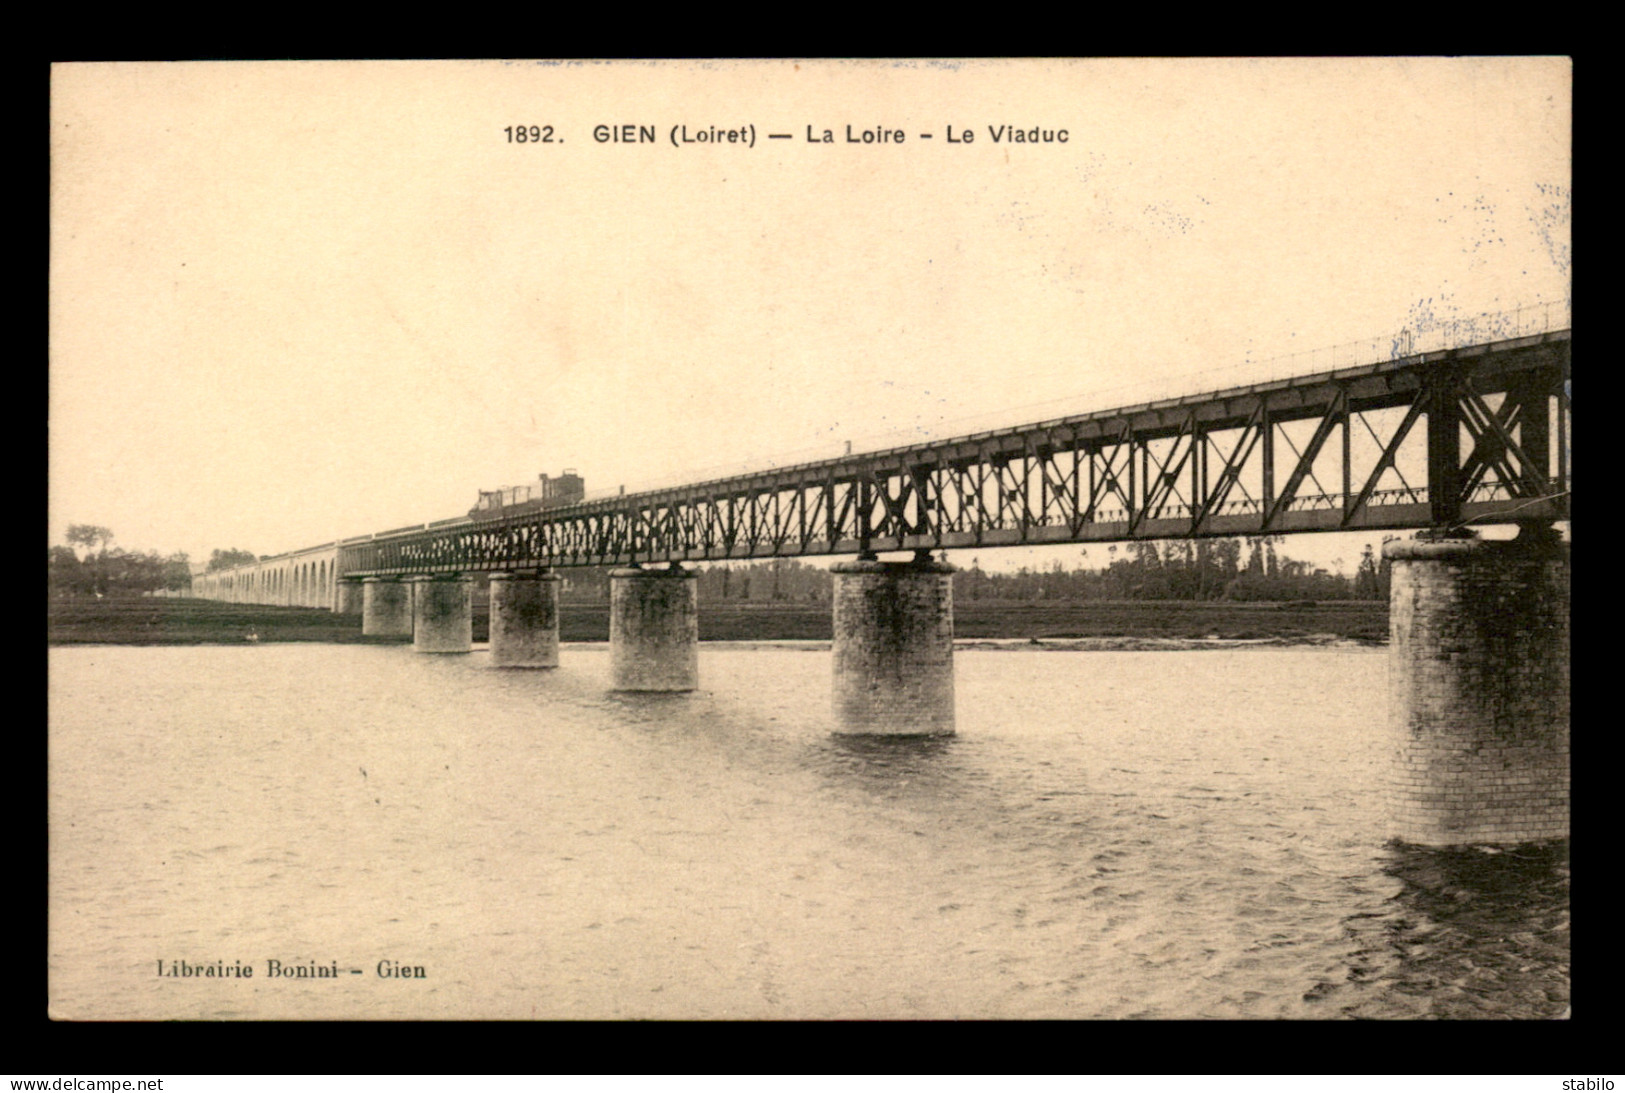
333, 328, 1568, 575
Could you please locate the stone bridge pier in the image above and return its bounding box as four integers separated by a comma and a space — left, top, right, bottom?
609, 564, 699, 692
1384, 525, 1569, 846
361, 577, 412, 638
411, 574, 473, 653
337, 577, 365, 616
489, 570, 562, 668
830, 552, 956, 736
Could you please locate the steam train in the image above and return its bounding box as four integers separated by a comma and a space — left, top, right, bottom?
468, 469, 586, 521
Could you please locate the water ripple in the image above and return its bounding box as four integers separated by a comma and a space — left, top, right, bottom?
49, 644, 1565, 1019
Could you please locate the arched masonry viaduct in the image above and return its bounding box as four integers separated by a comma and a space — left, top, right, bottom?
189, 542, 349, 611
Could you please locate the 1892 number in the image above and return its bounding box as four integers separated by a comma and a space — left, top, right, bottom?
504, 126, 555, 143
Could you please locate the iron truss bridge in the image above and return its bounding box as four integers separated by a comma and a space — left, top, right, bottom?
344, 328, 1570, 576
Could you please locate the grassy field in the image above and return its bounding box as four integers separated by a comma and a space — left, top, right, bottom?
49, 596, 1389, 646
47, 598, 400, 646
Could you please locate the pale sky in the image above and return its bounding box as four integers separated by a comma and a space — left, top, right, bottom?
50, 59, 1570, 573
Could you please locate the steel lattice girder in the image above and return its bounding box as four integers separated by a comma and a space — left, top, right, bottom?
341, 330, 1570, 575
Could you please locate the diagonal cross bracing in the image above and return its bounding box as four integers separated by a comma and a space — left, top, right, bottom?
341, 329, 1571, 575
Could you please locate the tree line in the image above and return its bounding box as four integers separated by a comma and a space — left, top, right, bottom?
48, 525, 192, 598
48, 526, 262, 599
952, 537, 1392, 603
555, 535, 1393, 604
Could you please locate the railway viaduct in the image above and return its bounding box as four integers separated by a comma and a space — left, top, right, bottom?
189, 313, 1570, 847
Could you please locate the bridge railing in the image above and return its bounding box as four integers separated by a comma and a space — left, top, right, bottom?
578, 300, 1571, 502
1039, 480, 1555, 530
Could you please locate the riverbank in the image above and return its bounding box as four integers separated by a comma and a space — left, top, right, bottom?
48, 597, 1389, 646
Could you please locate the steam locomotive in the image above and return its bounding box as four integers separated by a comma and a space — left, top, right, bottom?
468, 469, 585, 521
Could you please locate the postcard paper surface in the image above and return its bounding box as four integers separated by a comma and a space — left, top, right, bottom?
49, 59, 1571, 1020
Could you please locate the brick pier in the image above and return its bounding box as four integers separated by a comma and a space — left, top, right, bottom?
1384, 526, 1569, 845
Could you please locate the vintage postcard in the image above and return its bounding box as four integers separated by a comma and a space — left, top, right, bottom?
49, 58, 1571, 1021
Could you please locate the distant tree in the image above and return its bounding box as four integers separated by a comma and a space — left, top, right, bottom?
1353, 544, 1382, 600
1244, 537, 1266, 577
62, 526, 119, 595
65, 524, 115, 559
207, 548, 259, 572
1212, 537, 1243, 586
953, 558, 990, 601
163, 552, 192, 592
48, 545, 88, 597
51, 528, 173, 597
102, 548, 168, 595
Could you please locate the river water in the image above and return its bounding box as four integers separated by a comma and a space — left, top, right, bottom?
48, 643, 1568, 1020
